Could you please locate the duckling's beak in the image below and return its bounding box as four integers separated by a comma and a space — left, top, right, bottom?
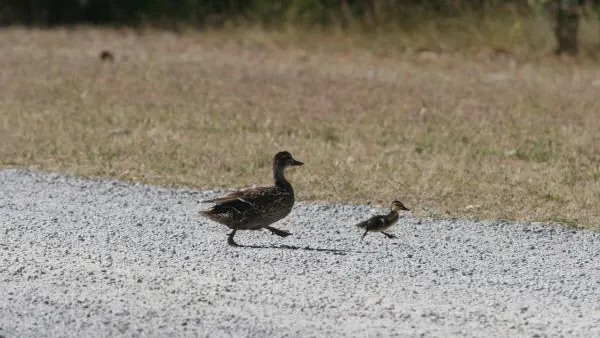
290, 159, 304, 166
394, 203, 410, 211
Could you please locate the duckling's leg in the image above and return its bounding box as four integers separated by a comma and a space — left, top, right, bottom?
227, 230, 240, 246
382, 232, 396, 239
264, 225, 292, 238
361, 230, 369, 240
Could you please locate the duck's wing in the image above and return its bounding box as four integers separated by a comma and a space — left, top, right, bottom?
355, 215, 386, 230
202, 189, 253, 204
202, 186, 284, 214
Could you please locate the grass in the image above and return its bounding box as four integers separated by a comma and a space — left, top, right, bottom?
1, 25, 600, 229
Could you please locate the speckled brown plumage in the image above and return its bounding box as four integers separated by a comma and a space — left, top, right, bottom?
200, 151, 303, 246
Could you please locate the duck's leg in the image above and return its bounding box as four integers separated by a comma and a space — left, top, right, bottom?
227, 230, 240, 246
382, 231, 396, 239
264, 226, 292, 238
361, 230, 369, 240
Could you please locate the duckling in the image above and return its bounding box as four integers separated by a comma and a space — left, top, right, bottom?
355, 200, 410, 240
200, 151, 303, 246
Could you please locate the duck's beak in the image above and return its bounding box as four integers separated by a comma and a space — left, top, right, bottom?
290, 159, 304, 166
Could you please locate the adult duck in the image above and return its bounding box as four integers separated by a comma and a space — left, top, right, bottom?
201, 151, 303, 246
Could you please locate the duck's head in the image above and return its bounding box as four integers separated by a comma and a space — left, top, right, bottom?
274, 151, 304, 168
391, 200, 410, 212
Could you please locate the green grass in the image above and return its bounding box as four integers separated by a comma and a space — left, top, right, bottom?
0, 26, 599, 229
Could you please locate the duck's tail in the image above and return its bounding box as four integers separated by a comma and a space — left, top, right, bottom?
355, 220, 368, 229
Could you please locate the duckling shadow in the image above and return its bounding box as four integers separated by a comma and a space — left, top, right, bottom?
237, 243, 375, 254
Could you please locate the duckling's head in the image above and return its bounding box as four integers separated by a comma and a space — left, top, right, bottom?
391, 200, 409, 212
274, 151, 304, 168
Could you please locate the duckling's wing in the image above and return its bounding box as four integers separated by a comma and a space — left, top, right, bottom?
355, 215, 385, 229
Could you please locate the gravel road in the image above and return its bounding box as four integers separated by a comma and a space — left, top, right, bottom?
1, 169, 599, 338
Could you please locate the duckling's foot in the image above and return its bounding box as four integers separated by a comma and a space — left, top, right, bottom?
382, 232, 396, 239
264, 226, 292, 238
227, 230, 241, 247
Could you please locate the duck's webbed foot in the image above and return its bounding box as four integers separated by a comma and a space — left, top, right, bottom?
382, 232, 396, 239
264, 226, 292, 238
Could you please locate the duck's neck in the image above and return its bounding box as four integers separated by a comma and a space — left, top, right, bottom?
273, 164, 294, 194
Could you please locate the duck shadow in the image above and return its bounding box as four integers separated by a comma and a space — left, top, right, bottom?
234, 243, 376, 254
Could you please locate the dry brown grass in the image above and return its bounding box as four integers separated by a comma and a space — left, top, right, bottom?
1, 27, 600, 228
